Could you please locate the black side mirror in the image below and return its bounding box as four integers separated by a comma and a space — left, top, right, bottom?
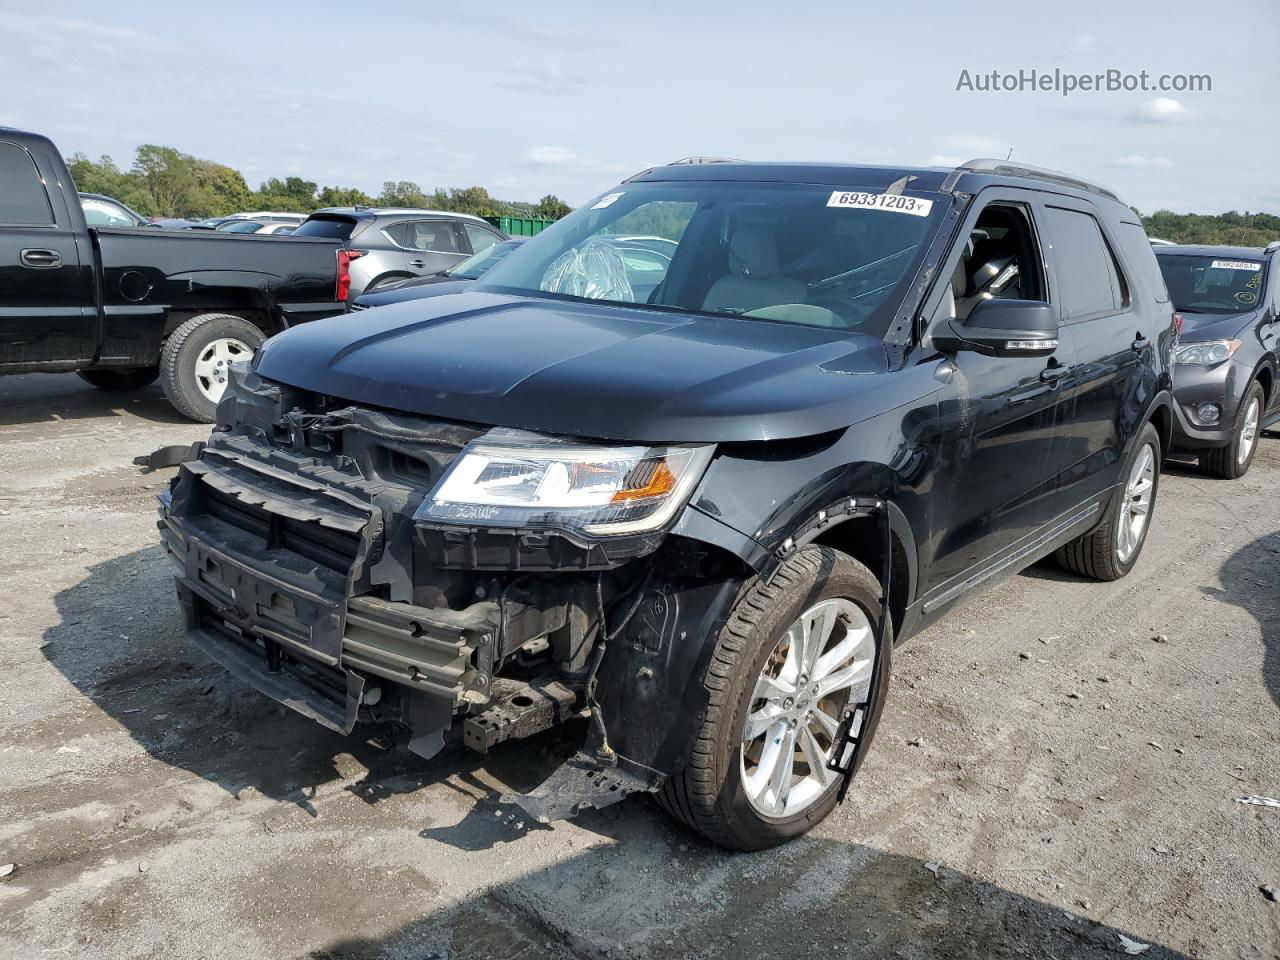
933, 298, 1060, 358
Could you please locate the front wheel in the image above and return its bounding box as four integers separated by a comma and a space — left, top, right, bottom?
76, 366, 159, 391
1199, 382, 1264, 480
159, 313, 265, 422
1055, 422, 1161, 581
657, 546, 891, 851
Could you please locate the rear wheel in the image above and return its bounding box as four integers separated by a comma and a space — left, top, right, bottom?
1055, 422, 1161, 581
159, 313, 264, 422
76, 366, 159, 391
1199, 382, 1264, 480
657, 545, 890, 851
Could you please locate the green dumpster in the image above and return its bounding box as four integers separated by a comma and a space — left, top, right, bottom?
484, 215, 556, 237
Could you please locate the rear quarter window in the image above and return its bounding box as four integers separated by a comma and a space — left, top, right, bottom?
0, 141, 54, 225
1118, 221, 1170, 303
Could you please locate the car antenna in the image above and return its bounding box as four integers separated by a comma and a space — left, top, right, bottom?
1006, 148, 1014, 160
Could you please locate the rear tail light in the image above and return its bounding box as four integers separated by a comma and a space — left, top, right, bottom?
1173, 312, 1184, 336
336, 249, 366, 301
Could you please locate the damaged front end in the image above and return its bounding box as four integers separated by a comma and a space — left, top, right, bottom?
158, 365, 746, 819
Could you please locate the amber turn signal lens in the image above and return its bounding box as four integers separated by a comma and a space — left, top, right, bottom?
612, 460, 676, 501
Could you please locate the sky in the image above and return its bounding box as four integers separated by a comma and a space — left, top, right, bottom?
2, 0, 1277, 215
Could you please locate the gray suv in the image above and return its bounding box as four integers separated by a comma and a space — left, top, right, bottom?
292, 207, 507, 298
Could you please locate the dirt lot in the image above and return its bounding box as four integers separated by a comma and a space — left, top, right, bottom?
0, 372, 1277, 960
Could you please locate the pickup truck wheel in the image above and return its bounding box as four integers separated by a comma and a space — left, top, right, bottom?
1055, 422, 1161, 581
657, 545, 891, 851
159, 313, 264, 422
1198, 382, 1264, 480
76, 366, 159, 391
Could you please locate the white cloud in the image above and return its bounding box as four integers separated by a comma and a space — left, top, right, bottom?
1112, 155, 1173, 169
1129, 97, 1187, 124
523, 146, 577, 167
495, 61, 585, 96
1072, 33, 1098, 54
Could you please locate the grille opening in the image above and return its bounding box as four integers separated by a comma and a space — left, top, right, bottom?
201, 485, 361, 572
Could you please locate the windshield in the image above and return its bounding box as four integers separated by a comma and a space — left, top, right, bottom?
221, 220, 264, 233
446, 239, 524, 279
476, 180, 947, 334
1156, 254, 1267, 314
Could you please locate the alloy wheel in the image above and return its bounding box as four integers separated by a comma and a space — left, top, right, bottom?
740, 597, 875, 818
1116, 443, 1155, 563
1238, 397, 1261, 467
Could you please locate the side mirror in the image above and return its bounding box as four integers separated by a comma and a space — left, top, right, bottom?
933, 298, 1059, 358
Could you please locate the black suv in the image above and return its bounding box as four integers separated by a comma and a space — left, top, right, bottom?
1154, 243, 1280, 478
158, 159, 1175, 850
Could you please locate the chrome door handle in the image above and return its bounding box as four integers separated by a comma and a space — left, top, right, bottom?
21, 248, 62, 269
1039, 365, 1070, 384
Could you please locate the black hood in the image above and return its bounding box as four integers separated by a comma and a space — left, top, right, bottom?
255, 291, 896, 443
1178, 308, 1260, 340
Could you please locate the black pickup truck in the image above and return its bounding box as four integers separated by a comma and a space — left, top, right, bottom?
0, 128, 353, 421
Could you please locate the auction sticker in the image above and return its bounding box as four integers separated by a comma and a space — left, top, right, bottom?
1210, 259, 1261, 271
827, 191, 934, 217
592, 192, 624, 210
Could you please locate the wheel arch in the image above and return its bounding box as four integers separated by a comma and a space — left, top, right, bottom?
162, 288, 282, 340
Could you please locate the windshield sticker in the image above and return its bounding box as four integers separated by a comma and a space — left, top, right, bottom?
1209, 259, 1261, 271
591, 192, 624, 210
827, 191, 934, 217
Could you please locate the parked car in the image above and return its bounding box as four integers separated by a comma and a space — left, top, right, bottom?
79, 192, 153, 228
349, 237, 528, 309
1, 128, 357, 421
1154, 242, 1280, 477
217, 220, 298, 236
292, 206, 507, 298
159, 157, 1174, 850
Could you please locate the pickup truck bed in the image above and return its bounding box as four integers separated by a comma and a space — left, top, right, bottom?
0, 126, 351, 420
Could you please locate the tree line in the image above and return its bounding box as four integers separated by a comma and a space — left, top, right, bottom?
1136, 209, 1280, 247
66, 144, 572, 221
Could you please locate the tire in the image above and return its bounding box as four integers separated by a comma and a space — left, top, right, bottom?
76, 366, 159, 391
159, 313, 265, 423
1055, 422, 1161, 581
657, 545, 891, 851
1198, 382, 1264, 480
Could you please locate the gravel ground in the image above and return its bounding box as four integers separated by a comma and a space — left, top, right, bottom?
0, 372, 1277, 960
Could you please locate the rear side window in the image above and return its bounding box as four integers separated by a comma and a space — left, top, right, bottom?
0, 141, 54, 225
464, 222, 499, 254
293, 215, 357, 241
385, 219, 461, 253
1044, 206, 1123, 320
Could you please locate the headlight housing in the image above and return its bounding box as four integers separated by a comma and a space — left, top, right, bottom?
1173, 339, 1241, 365
415, 430, 714, 537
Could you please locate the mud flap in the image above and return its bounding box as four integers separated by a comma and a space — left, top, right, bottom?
826, 500, 892, 802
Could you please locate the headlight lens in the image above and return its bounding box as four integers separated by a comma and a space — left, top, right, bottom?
1173, 339, 1240, 365
415, 430, 714, 536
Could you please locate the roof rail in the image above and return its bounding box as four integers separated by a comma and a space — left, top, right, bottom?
1265, 240, 1280, 254
668, 156, 737, 165
942, 158, 1120, 202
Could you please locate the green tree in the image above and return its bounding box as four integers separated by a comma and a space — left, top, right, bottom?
377, 180, 429, 207
133, 144, 203, 217
533, 194, 571, 220
316, 185, 374, 207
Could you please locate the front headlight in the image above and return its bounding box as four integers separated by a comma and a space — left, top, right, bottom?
415, 430, 715, 537
1173, 339, 1241, 365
